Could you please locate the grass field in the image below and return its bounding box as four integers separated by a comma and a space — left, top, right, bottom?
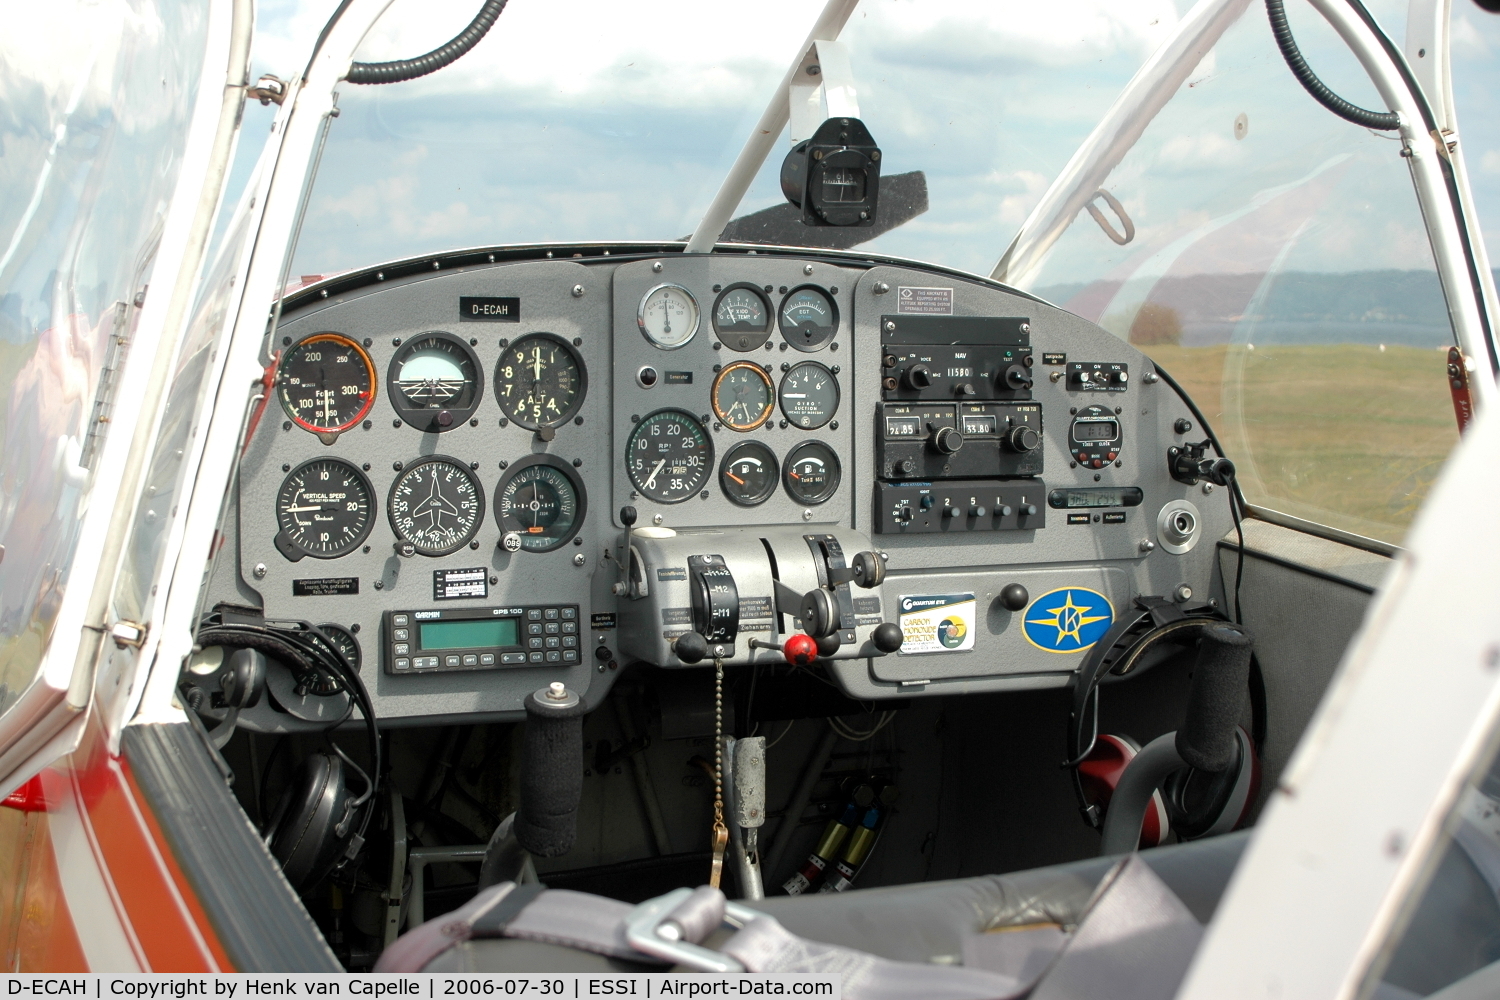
1144, 343, 1460, 544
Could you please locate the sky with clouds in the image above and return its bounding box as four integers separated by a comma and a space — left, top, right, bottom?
228, 0, 1500, 290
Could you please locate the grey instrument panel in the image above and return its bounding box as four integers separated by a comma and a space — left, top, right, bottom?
209, 252, 1232, 727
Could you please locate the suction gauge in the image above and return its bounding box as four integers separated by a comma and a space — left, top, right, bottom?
274, 458, 375, 561
638, 284, 699, 350
495, 333, 587, 429
388, 456, 485, 555
719, 441, 779, 507
783, 441, 841, 505
779, 286, 838, 351
276, 333, 376, 439
388, 332, 482, 431
778, 361, 840, 430
495, 456, 587, 552
712, 283, 773, 351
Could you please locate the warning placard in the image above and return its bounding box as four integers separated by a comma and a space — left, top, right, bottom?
897, 593, 976, 654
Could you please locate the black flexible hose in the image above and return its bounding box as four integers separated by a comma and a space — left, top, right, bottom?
1265, 0, 1399, 129
347, 0, 506, 85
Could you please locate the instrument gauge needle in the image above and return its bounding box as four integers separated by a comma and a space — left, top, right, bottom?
644, 459, 665, 490
726, 472, 745, 485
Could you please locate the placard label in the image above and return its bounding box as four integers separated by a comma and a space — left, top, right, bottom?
459, 296, 520, 322
433, 567, 488, 600
896, 286, 954, 315
897, 593, 976, 654
292, 577, 358, 597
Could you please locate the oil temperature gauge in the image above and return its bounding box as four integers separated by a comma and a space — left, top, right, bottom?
719, 441, 779, 507
713, 283, 772, 351
638, 284, 699, 350
783, 441, 841, 505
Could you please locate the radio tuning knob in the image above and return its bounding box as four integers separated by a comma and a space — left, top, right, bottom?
932, 426, 964, 454
1002, 364, 1033, 390
955, 382, 977, 397
1003, 425, 1041, 453
904, 364, 933, 390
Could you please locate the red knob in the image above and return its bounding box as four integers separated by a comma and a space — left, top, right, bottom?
783, 633, 819, 667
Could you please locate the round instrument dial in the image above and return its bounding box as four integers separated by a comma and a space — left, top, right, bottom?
778, 286, 838, 351
626, 409, 714, 504
638, 284, 700, 350
778, 361, 840, 430
711, 361, 774, 431
314, 623, 362, 674
495, 333, 587, 429
783, 441, 841, 506
276, 333, 376, 438
712, 284, 773, 351
273, 458, 375, 561
496, 456, 587, 553
719, 441, 779, 507
387, 456, 485, 555
388, 332, 482, 431
296, 623, 360, 698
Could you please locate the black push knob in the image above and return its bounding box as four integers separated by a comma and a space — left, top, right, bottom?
815, 634, 842, 657
955, 382, 977, 398
1174, 418, 1194, 435
999, 583, 1029, 611
1002, 364, 1033, 390
905, 364, 933, 390
898, 459, 916, 476
1020, 504, 1038, 516
872, 622, 904, 654
970, 505, 987, 518
1004, 425, 1041, 453
932, 426, 964, 454
674, 631, 709, 664
944, 505, 960, 518
620, 506, 638, 527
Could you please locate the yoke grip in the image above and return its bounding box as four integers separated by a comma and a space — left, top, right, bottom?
516, 686, 586, 858
1175, 625, 1253, 772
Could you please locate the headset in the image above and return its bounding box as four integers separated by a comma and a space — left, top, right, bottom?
1064, 595, 1264, 846
193, 611, 381, 890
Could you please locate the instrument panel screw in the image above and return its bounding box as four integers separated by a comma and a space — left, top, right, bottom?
884, 320, 896, 332
393, 461, 403, 471
282, 421, 292, 431
652, 262, 664, 273
831, 420, 839, 430
804, 264, 814, 275
574, 537, 582, 546
393, 419, 402, 428
575, 416, 584, 425
573, 553, 586, 566
1139, 540, 1156, 552
363, 545, 371, 553
572, 284, 585, 297
490, 575, 498, 584
573, 337, 582, 346
392, 338, 401, 346
701, 491, 710, 500
282, 464, 290, 472
374, 580, 384, 590
1142, 371, 1160, 384
1202, 483, 1215, 494
652, 514, 664, 526
470, 540, 479, 549
802, 509, 814, 521
470, 419, 478, 427
253, 563, 267, 579
282, 336, 291, 346
363, 420, 373, 430
874, 282, 890, 294
573, 458, 583, 467
1020, 323, 1030, 334
470, 462, 479, 470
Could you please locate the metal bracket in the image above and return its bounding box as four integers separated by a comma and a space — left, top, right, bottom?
789, 39, 861, 144
247, 75, 288, 106
110, 620, 146, 649
624, 887, 768, 972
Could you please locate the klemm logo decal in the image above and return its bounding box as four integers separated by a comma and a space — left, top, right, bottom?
1022, 587, 1114, 653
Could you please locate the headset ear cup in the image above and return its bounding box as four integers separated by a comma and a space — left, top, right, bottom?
1077, 733, 1171, 848
268, 752, 350, 890
1163, 726, 1259, 840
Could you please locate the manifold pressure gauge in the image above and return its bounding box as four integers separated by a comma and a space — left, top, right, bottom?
495, 456, 587, 552
388, 455, 485, 555
626, 409, 714, 504
711, 361, 774, 431
638, 284, 699, 350
495, 333, 587, 429
274, 458, 376, 561
276, 333, 377, 441
388, 331, 482, 431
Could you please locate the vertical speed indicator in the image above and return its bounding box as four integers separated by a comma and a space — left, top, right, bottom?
274, 459, 375, 561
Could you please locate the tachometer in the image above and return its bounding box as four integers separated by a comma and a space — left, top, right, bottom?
495, 333, 587, 429
783, 441, 841, 506
496, 456, 587, 553
778, 361, 840, 430
712, 283, 772, 351
778, 286, 838, 351
388, 456, 485, 555
275, 333, 376, 440
711, 361, 774, 431
388, 332, 482, 431
273, 458, 375, 561
719, 441, 779, 507
626, 409, 713, 504
638, 284, 699, 350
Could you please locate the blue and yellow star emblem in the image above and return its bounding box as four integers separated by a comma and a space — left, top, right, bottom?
1022, 587, 1114, 653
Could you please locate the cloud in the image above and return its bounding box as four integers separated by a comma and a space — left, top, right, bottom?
1482, 150, 1500, 176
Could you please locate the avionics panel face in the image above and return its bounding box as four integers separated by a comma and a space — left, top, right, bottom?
204, 246, 1233, 725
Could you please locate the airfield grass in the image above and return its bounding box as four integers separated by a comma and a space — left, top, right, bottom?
1143, 342, 1460, 545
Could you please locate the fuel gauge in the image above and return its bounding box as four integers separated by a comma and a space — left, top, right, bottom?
783, 441, 841, 506
719, 441, 779, 507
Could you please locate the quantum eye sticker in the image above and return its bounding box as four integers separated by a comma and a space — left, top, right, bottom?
897, 594, 976, 654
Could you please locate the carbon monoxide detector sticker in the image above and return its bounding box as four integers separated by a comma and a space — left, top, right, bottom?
897, 593, 976, 654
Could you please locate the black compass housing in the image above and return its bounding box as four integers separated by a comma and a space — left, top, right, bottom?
780, 117, 882, 228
